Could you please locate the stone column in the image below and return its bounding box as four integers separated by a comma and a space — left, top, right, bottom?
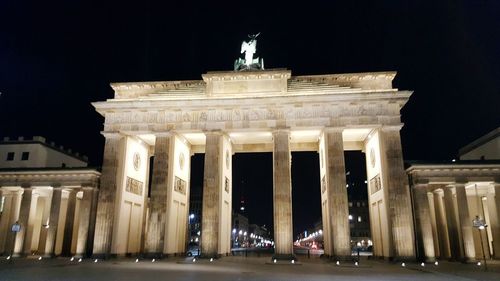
0, 192, 14, 254
3, 191, 21, 256
201, 132, 223, 258
75, 188, 93, 257
145, 133, 171, 256
487, 183, 500, 259
379, 127, 415, 259
272, 129, 294, 259
62, 189, 77, 256
93, 133, 122, 257
434, 190, 451, 259
13, 188, 33, 256
323, 128, 350, 258
44, 188, 62, 257
86, 188, 99, 257
444, 186, 462, 260
413, 185, 435, 262
455, 183, 475, 261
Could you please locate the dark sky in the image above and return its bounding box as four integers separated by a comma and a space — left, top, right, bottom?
1, 1, 499, 235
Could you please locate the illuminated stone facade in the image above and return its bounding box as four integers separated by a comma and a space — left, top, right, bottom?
0, 138, 99, 258
92, 69, 415, 260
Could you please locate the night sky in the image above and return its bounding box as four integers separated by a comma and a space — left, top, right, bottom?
1, 1, 499, 236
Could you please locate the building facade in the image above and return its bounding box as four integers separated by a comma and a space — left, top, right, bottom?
0, 137, 100, 258
91, 68, 415, 260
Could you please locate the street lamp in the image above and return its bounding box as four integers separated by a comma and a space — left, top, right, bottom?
472, 215, 488, 271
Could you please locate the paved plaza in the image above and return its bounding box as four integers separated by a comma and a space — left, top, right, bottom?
0, 256, 499, 281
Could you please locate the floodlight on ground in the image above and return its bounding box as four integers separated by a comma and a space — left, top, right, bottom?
78, 258, 82, 263
336, 261, 340, 265
6, 256, 11, 260
38, 257, 42, 261
401, 262, 406, 267
152, 259, 155, 262
273, 259, 276, 263
135, 258, 139, 263
70, 257, 75, 261
291, 260, 295, 264
421, 262, 425, 267
210, 258, 213, 262
434, 261, 438, 266
193, 258, 196, 262
477, 262, 481, 266
355, 261, 358, 266
94, 259, 98, 263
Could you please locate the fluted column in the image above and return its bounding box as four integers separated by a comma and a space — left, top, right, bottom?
62, 189, 77, 256
93, 133, 123, 257
201, 131, 224, 257
414, 185, 435, 262
44, 188, 62, 257
145, 133, 171, 256
487, 183, 500, 259
13, 188, 33, 256
444, 186, 462, 260
272, 129, 294, 258
323, 128, 350, 258
434, 190, 451, 259
0, 191, 14, 254
379, 127, 415, 259
75, 188, 93, 257
455, 183, 475, 261
3, 191, 21, 256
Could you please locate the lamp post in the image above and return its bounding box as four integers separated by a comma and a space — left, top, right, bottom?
472, 215, 488, 271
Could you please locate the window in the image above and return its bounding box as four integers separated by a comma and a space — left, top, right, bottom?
348, 202, 353, 207
21, 152, 29, 161
348, 215, 353, 221
356, 202, 361, 207
6, 152, 14, 161
358, 216, 362, 222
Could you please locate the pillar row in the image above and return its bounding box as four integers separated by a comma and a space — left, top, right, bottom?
413, 185, 435, 262
455, 184, 475, 261
201, 131, 232, 257
272, 129, 293, 258
443, 186, 463, 260
44, 188, 62, 257
379, 127, 415, 259
93, 133, 123, 257
13, 188, 33, 256
76, 188, 94, 257
144, 133, 172, 256
487, 183, 500, 258
322, 128, 350, 258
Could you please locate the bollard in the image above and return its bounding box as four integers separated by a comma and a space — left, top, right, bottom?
308, 249, 310, 259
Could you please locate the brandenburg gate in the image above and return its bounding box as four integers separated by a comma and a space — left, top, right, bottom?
91, 67, 416, 260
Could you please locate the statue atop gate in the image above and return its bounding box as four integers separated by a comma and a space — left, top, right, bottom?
234, 33, 264, 71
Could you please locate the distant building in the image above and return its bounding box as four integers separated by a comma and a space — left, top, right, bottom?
459, 127, 499, 160
0, 136, 88, 169
188, 186, 202, 242
0, 136, 99, 258
407, 126, 500, 262
348, 199, 371, 247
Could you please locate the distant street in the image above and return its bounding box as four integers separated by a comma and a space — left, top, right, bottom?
0, 256, 499, 281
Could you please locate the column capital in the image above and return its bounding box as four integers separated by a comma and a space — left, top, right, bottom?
152, 131, 173, 137
380, 125, 404, 132
272, 128, 290, 135
204, 130, 224, 136
100, 131, 123, 139
322, 126, 344, 133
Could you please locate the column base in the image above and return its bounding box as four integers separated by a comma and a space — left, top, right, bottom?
91, 253, 117, 260
198, 253, 221, 259
271, 254, 296, 261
